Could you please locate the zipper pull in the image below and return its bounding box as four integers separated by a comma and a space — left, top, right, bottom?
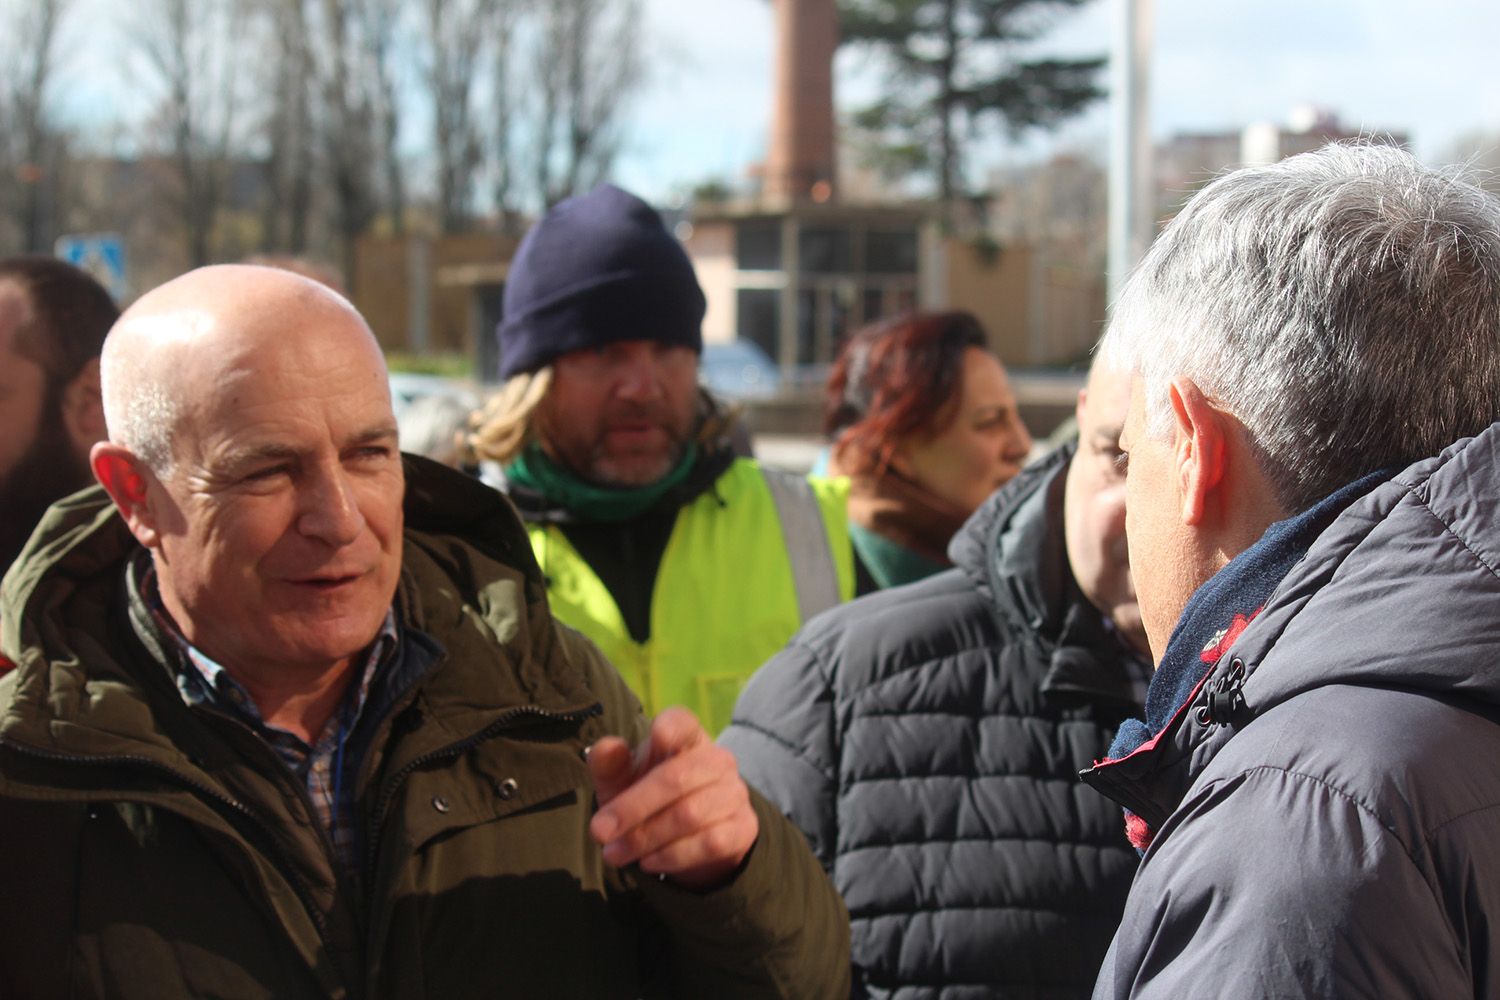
1196, 657, 1248, 727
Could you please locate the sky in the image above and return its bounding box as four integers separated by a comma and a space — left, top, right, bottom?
615, 0, 1500, 202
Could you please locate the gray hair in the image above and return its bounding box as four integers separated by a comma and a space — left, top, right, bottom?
398, 392, 478, 468
1103, 141, 1500, 512
100, 349, 179, 475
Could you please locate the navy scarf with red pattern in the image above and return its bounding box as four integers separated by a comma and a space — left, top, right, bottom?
1105, 469, 1390, 847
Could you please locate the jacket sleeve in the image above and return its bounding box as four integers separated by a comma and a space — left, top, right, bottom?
1098, 765, 1469, 1000
719, 636, 840, 870
635, 789, 852, 999
566, 625, 851, 998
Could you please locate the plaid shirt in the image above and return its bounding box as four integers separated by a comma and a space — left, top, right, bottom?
141, 564, 398, 881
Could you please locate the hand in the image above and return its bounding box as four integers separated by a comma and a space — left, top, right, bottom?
587, 706, 759, 891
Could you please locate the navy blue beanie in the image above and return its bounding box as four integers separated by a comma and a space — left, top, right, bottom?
497, 184, 706, 379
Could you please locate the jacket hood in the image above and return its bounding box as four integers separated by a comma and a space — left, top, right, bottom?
948, 442, 1140, 710
949, 441, 1073, 629
1231, 422, 1500, 715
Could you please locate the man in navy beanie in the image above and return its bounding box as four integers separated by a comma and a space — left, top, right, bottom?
471, 184, 855, 735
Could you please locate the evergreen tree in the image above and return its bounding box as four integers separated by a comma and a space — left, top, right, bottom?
841, 0, 1103, 221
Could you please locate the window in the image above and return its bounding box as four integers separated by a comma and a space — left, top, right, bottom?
736, 288, 781, 361
735, 221, 782, 271
865, 229, 918, 274
798, 227, 852, 274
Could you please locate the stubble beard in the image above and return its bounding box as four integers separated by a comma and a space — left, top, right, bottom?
543, 400, 695, 490
583, 424, 690, 488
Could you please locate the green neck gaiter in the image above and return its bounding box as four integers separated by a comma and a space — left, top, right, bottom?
505, 442, 699, 522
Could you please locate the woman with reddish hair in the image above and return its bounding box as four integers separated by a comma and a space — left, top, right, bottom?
826, 310, 1032, 590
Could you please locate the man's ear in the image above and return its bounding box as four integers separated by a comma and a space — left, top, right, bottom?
91, 442, 165, 549
61, 359, 106, 458
1166, 377, 1228, 526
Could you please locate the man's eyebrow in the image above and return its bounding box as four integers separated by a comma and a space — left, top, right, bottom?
222, 442, 303, 468
346, 424, 400, 447
1091, 426, 1124, 446
218, 426, 398, 469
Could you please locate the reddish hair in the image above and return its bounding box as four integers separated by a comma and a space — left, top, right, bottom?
825, 310, 990, 477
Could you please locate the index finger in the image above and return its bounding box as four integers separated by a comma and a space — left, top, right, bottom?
640, 706, 708, 769
589, 740, 731, 846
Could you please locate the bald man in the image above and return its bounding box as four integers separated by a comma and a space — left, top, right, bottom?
0, 265, 849, 999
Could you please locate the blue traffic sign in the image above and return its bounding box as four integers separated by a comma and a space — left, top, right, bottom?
55, 233, 128, 301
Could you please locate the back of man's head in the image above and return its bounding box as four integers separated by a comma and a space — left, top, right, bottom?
1104, 141, 1500, 512
0, 255, 118, 393
0, 256, 118, 570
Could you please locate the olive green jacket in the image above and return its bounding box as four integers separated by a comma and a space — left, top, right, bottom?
0, 457, 850, 999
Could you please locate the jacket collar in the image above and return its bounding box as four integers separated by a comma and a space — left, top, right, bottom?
951, 442, 1144, 711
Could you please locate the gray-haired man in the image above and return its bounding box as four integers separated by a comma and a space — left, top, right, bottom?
1085, 142, 1500, 997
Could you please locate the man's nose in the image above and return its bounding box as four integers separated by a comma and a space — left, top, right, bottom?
1005, 417, 1034, 460
297, 467, 364, 546
615, 354, 666, 402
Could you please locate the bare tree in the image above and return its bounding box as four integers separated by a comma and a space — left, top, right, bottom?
132, 0, 251, 267
311, 0, 382, 288
363, 0, 406, 237
258, 0, 316, 253
489, 0, 524, 233
530, 0, 644, 207
2, 0, 69, 253
423, 0, 488, 232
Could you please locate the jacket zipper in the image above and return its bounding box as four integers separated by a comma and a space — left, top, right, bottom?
1196, 657, 1248, 727
362, 701, 603, 888
0, 737, 330, 940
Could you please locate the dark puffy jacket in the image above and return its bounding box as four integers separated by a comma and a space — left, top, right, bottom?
723, 446, 1146, 999
1083, 424, 1500, 999
0, 457, 850, 999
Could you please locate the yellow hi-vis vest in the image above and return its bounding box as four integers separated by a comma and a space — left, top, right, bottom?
526, 458, 854, 734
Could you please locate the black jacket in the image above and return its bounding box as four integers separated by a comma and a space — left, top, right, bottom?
1083, 423, 1500, 999
723, 446, 1146, 999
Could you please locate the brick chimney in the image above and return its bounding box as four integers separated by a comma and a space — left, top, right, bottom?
763, 0, 838, 202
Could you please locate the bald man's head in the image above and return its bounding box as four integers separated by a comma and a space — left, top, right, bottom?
91, 264, 404, 685
100, 265, 385, 474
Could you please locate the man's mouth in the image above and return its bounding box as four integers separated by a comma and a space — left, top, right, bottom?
604, 422, 664, 442
290, 572, 365, 590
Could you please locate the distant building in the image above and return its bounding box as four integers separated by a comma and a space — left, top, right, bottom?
1155, 131, 1244, 214
684, 202, 930, 370
1157, 106, 1409, 218
686, 0, 930, 378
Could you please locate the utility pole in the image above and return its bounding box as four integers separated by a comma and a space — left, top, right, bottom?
1107, 0, 1155, 310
